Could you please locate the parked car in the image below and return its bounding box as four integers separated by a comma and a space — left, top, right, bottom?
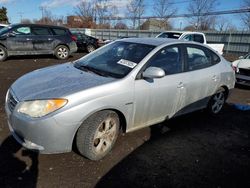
0, 24, 77, 61
5, 38, 235, 161
232, 53, 250, 86
156, 31, 224, 55
74, 33, 100, 53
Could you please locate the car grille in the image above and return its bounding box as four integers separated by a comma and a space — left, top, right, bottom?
8, 91, 18, 112
238, 68, 250, 76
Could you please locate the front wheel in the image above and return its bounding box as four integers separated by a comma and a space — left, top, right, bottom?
76, 110, 119, 161
55, 45, 69, 60
207, 88, 226, 114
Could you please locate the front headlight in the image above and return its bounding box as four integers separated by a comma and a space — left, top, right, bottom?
17, 99, 68, 118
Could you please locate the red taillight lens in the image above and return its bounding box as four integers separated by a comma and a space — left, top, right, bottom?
71, 35, 77, 41
231, 65, 237, 71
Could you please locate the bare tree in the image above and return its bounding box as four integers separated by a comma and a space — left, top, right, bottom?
241, 0, 250, 30
153, 0, 176, 30
108, 5, 118, 28
114, 22, 128, 29
95, 1, 118, 28
75, 0, 96, 27
21, 19, 32, 24
216, 16, 235, 32
95, 0, 108, 25
127, 0, 145, 29
188, 0, 218, 30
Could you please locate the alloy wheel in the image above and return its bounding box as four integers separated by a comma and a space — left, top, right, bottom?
57, 47, 68, 59
211, 91, 225, 114
0, 48, 6, 60
93, 117, 117, 154
87, 45, 95, 53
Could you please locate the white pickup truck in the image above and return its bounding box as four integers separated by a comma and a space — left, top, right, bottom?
156, 31, 224, 55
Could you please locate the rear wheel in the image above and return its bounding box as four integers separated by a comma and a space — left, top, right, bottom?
76, 110, 119, 161
207, 88, 226, 114
0, 46, 7, 61
55, 45, 69, 59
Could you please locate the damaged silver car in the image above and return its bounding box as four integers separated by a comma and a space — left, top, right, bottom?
5, 38, 235, 160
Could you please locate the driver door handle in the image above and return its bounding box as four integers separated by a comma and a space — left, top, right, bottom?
212, 75, 218, 81
177, 82, 184, 89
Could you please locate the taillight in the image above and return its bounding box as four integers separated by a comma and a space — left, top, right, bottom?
231, 65, 236, 71
231, 64, 239, 73
71, 35, 77, 41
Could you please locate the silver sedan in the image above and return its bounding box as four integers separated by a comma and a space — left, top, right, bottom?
5, 38, 235, 160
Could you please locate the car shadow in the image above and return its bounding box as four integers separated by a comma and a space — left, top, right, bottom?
4, 54, 76, 61
235, 83, 250, 90
96, 104, 250, 188
0, 136, 38, 188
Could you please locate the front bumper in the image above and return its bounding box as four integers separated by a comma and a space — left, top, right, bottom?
235, 74, 250, 86
5, 102, 80, 154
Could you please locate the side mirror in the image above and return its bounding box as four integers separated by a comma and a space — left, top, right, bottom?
239, 56, 244, 59
143, 67, 165, 79
7, 32, 16, 37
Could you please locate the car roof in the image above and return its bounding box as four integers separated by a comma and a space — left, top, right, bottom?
118, 38, 182, 46
9, 23, 69, 29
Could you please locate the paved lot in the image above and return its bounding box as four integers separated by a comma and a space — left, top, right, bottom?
0, 54, 249, 188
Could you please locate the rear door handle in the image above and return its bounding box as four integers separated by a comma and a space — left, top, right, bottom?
26, 38, 32, 41
212, 75, 218, 81
177, 82, 184, 88
48, 38, 53, 41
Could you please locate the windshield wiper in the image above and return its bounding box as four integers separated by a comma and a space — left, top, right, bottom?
75, 64, 109, 77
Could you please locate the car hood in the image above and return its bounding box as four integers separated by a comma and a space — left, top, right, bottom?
232, 59, 250, 69
11, 63, 116, 101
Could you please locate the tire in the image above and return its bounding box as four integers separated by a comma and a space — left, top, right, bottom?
0, 46, 7, 61
207, 87, 226, 114
86, 44, 96, 53
76, 110, 119, 161
55, 45, 69, 60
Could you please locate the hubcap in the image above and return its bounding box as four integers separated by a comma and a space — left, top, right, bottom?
0, 48, 5, 59
211, 92, 225, 113
93, 117, 117, 154
57, 47, 68, 58
87, 45, 95, 52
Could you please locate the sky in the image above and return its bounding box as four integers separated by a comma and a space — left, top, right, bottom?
0, 0, 247, 30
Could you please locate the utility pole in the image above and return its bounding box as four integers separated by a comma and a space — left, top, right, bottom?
17, 12, 24, 23
39, 6, 45, 23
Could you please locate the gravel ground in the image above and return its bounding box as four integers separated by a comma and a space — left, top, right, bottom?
0, 53, 249, 188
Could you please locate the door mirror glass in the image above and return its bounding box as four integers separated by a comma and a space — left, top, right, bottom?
7, 32, 16, 37
143, 67, 165, 79
239, 56, 244, 59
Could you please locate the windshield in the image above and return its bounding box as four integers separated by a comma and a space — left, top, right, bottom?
0, 25, 13, 35
157, 32, 182, 39
74, 41, 155, 78
243, 53, 250, 59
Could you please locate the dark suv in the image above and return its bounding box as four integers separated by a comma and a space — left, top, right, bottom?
0, 24, 77, 61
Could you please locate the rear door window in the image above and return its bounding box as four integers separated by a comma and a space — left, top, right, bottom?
52, 28, 67, 35
186, 45, 212, 71
32, 27, 51, 35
